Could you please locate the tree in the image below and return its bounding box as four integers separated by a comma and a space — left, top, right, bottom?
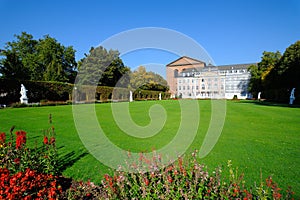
0, 32, 77, 83
130, 66, 168, 91
248, 51, 281, 97
0, 32, 37, 80
272, 40, 300, 89
77, 46, 130, 87
36, 35, 77, 82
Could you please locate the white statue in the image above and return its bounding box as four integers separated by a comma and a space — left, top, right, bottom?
159, 93, 162, 100
258, 92, 261, 100
129, 91, 133, 102
20, 84, 28, 104
289, 88, 296, 105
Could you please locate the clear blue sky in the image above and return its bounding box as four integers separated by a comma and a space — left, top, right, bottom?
1, 0, 299, 77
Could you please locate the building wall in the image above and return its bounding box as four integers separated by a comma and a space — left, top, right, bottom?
166, 56, 206, 97
166, 57, 255, 99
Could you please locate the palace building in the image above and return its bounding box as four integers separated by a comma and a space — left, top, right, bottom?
166, 56, 256, 99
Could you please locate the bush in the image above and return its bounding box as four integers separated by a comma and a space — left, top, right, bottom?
100, 152, 295, 199
0, 116, 58, 175
0, 78, 171, 105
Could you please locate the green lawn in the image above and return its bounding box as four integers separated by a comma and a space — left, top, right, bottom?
0, 100, 299, 196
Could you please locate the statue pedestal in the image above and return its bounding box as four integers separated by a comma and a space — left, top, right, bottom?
20, 97, 28, 104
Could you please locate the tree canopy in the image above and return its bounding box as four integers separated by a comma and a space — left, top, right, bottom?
130, 66, 169, 92
0, 32, 77, 83
77, 46, 130, 87
0, 32, 169, 92
248, 40, 300, 102
248, 51, 281, 97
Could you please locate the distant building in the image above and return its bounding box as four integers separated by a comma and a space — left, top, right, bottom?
166, 56, 255, 99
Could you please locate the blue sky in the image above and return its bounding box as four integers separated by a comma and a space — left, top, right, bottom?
1, 0, 299, 77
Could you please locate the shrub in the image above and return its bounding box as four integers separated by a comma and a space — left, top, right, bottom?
0, 115, 58, 175
100, 152, 295, 199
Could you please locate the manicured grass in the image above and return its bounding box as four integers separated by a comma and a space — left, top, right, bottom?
0, 100, 299, 196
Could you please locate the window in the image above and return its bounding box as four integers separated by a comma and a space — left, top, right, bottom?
202, 79, 204, 82
183, 86, 185, 90
196, 86, 199, 90
179, 86, 181, 90
187, 86, 190, 90
202, 84, 205, 90
179, 80, 182, 84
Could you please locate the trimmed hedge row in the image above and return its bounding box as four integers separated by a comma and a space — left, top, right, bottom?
0, 79, 170, 105
75, 85, 170, 102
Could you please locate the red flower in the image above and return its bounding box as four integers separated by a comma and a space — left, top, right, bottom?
14, 158, 20, 165
50, 137, 55, 145
167, 175, 173, 183
0, 132, 6, 144
43, 136, 49, 145
266, 177, 273, 187
15, 130, 26, 149
144, 178, 149, 186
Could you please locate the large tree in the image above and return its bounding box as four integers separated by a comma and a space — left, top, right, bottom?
249, 41, 300, 102
0, 32, 37, 80
36, 35, 77, 82
130, 66, 168, 91
0, 32, 77, 83
272, 40, 300, 89
77, 46, 130, 87
248, 51, 281, 97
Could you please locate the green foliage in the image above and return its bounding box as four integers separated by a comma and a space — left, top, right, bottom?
130, 66, 169, 91
0, 32, 77, 83
0, 79, 73, 104
77, 46, 130, 87
99, 153, 294, 199
0, 122, 58, 175
249, 41, 300, 102
248, 51, 281, 98
269, 41, 300, 91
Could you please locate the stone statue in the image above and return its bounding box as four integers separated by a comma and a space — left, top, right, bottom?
159, 93, 162, 100
20, 84, 28, 104
129, 91, 133, 102
258, 92, 261, 100
289, 88, 296, 105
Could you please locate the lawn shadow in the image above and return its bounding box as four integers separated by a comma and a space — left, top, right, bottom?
234, 100, 300, 108
57, 146, 89, 172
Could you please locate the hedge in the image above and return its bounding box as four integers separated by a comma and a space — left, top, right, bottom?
0, 79, 170, 105
263, 88, 299, 104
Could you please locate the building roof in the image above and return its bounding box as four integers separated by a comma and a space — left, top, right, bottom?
166, 56, 206, 67
217, 63, 256, 70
